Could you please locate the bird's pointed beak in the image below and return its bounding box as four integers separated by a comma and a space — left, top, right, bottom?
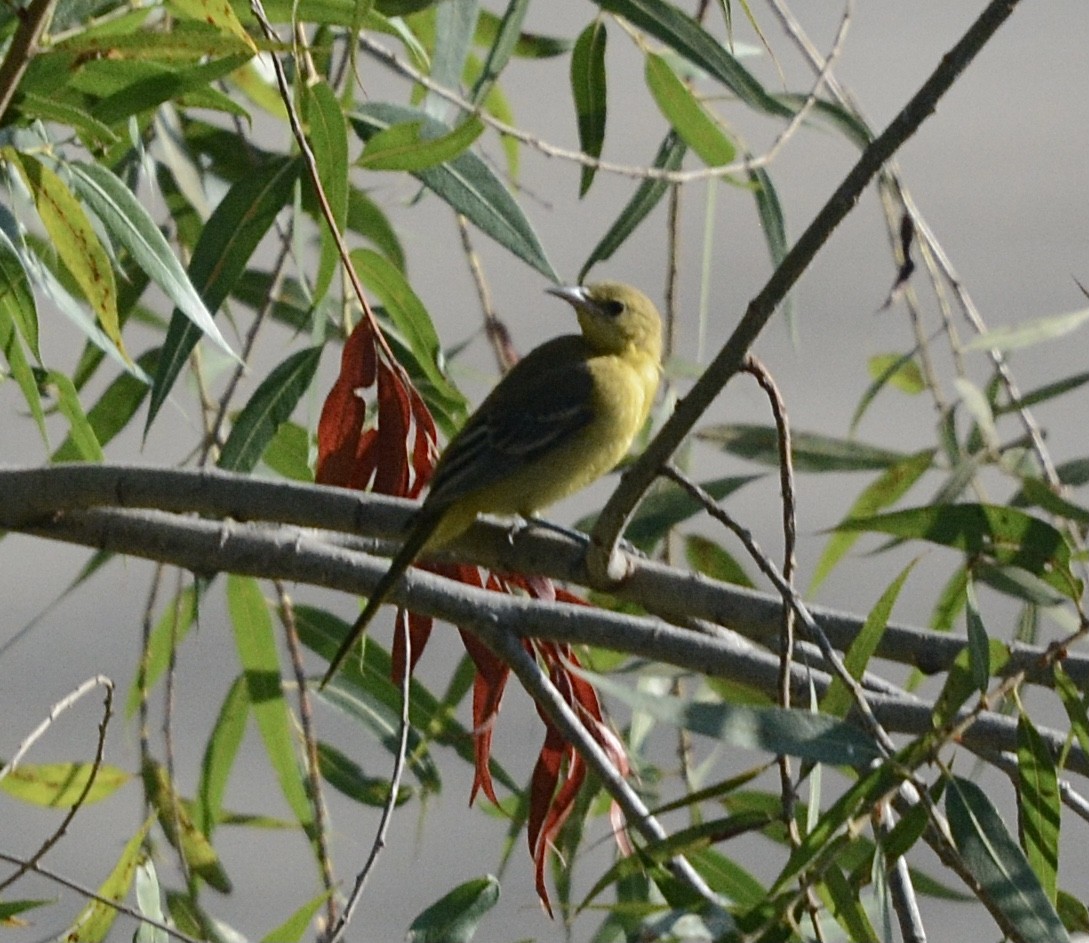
546, 284, 591, 312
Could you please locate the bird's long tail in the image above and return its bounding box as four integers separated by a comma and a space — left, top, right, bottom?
319, 509, 445, 688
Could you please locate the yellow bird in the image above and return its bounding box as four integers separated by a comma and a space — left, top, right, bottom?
320, 281, 662, 688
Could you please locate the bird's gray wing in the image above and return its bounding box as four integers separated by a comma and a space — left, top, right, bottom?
426, 337, 596, 506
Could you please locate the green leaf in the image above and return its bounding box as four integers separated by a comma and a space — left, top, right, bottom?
836, 503, 1077, 597
964, 577, 990, 692
579, 132, 686, 282
645, 52, 736, 168
143, 760, 232, 892
851, 350, 927, 433
350, 248, 468, 422
1015, 476, 1089, 526
217, 346, 322, 473
0, 761, 130, 806
166, 0, 256, 49
996, 369, 1089, 415
469, 0, 529, 104
810, 450, 932, 591
1053, 663, 1089, 762
347, 187, 406, 271
965, 307, 1089, 352
359, 116, 485, 171
146, 155, 303, 432
1016, 711, 1059, 904
699, 423, 909, 472
11, 152, 125, 363
406, 876, 500, 943
261, 420, 313, 481
620, 474, 757, 551
261, 890, 334, 943
352, 103, 557, 281
317, 741, 411, 807
594, 0, 792, 118
226, 575, 317, 843
684, 533, 754, 588
0, 899, 53, 922
0, 253, 47, 446
946, 776, 1069, 942
54, 347, 160, 462
932, 641, 1010, 729
822, 559, 916, 718
81, 56, 253, 125
196, 675, 249, 836
303, 79, 350, 305
125, 583, 198, 718
589, 674, 881, 766
571, 20, 608, 196
749, 164, 791, 325
0, 223, 40, 359
44, 369, 103, 461
59, 816, 153, 942
475, 8, 570, 58
67, 162, 236, 360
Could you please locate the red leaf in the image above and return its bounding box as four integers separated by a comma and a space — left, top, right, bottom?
316, 317, 437, 497
459, 619, 511, 807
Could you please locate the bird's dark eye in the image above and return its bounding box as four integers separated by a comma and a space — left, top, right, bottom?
601, 299, 625, 317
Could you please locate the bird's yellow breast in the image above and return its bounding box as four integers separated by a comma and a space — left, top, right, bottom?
430, 344, 658, 545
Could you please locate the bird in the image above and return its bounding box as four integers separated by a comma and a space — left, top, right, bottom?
319, 281, 663, 688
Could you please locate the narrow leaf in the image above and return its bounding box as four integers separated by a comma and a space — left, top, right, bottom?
146, 155, 303, 432
0, 761, 130, 806
358, 116, 485, 171
352, 103, 556, 280
59, 817, 153, 943
965, 307, 1089, 352
822, 560, 916, 718
1016, 711, 1059, 903
594, 0, 792, 118
470, 0, 529, 104
965, 577, 990, 692
12, 152, 125, 362
0, 266, 47, 445
579, 132, 686, 282
590, 674, 881, 766
699, 423, 909, 471
946, 776, 1068, 942
811, 450, 932, 591
44, 369, 103, 462
196, 675, 250, 836
645, 52, 736, 168
67, 162, 236, 359
226, 575, 317, 843
217, 346, 322, 473
406, 876, 500, 943
571, 20, 608, 196
303, 79, 349, 305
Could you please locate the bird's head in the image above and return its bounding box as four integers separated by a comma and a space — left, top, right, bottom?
547, 281, 663, 360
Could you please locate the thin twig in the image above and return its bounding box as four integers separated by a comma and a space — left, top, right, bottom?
0, 850, 203, 943
457, 214, 518, 373
277, 583, 338, 930
588, 0, 1025, 575
323, 611, 413, 943
0, 677, 114, 892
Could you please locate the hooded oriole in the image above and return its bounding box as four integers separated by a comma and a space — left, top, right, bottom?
320, 281, 662, 687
